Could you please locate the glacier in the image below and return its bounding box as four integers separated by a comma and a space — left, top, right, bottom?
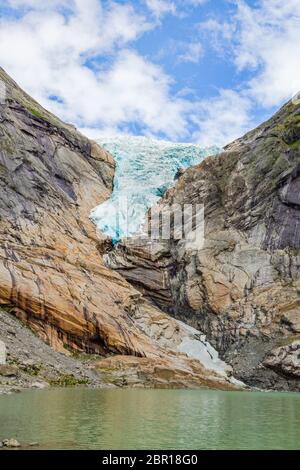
91, 136, 219, 243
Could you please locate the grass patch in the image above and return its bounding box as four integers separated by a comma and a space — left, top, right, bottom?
277, 335, 300, 347
63, 343, 100, 362
288, 140, 300, 149
286, 248, 300, 256
22, 364, 42, 376
49, 374, 90, 387
25, 105, 46, 120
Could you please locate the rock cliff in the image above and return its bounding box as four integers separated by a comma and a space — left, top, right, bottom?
0, 68, 238, 390
0, 67, 148, 356
107, 98, 300, 390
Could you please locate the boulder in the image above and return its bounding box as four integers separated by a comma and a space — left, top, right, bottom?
31, 381, 49, 389
0, 365, 18, 377
264, 340, 300, 378
95, 355, 241, 390
2, 438, 21, 448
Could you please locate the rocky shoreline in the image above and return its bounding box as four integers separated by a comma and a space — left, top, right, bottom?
0, 309, 105, 395
0, 308, 243, 394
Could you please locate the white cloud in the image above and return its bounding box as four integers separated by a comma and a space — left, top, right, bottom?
198, 19, 235, 50
82, 49, 189, 138
155, 38, 204, 65
177, 42, 204, 64
233, 0, 300, 106
191, 89, 253, 147
191, 0, 300, 146
145, 0, 208, 19
145, 0, 176, 19
0, 0, 190, 139
7, 0, 66, 7
199, 1, 300, 109
1, 0, 299, 149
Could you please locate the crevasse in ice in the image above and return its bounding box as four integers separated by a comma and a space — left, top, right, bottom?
90, 136, 219, 243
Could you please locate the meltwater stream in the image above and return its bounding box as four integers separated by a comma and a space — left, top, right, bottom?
91, 136, 218, 242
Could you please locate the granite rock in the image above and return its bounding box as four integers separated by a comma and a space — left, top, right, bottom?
107, 98, 300, 390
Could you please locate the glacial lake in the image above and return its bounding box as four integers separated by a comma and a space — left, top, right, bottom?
1, 388, 300, 450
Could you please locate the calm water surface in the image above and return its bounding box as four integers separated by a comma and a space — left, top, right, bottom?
1, 388, 300, 450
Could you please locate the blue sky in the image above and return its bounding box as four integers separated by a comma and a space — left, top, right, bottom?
0, 0, 299, 146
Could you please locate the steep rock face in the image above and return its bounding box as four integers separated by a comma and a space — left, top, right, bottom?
0, 69, 239, 390
0, 67, 160, 357
107, 98, 300, 390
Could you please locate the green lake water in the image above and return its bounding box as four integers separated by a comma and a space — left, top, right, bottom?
1, 388, 300, 450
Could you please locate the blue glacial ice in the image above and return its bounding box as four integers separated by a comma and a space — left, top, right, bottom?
90, 136, 219, 243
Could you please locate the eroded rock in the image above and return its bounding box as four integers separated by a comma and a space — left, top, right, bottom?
2, 438, 21, 448
0, 365, 18, 377
107, 98, 300, 390
0, 68, 161, 358
264, 340, 300, 378
95, 355, 241, 390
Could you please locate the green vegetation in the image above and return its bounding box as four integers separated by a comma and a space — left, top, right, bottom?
49, 374, 90, 387
286, 248, 300, 256
277, 335, 300, 347
25, 105, 46, 120
277, 108, 300, 146
63, 343, 100, 362
287, 139, 300, 149
22, 364, 42, 376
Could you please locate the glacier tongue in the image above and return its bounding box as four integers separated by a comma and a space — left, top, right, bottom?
91, 136, 218, 243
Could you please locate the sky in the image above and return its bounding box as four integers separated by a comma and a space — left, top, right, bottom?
0, 0, 299, 147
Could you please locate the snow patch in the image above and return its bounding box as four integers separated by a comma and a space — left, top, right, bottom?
175, 320, 231, 377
